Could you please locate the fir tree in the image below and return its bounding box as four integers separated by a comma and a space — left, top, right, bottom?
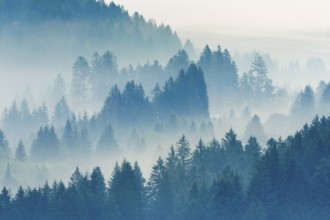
15, 140, 27, 162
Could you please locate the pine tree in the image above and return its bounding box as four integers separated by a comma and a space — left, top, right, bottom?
249, 53, 274, 98
146, 157, 174, 220
31, 126, 60, 162
165, 49, 190, 75
192, 139, 208, 184
198, 45, 212, 71
0, 187, 11, 219
78, 127, 91, 159
210, 168, 244, 220
91, 51, 118, 101
245, 136, 261, 162
96, 124, 119, 155
243, 115, 267, 145
89, 167, 106, 220
176, 135, 191, 167
15, 140, 27, 162
291, 85, 315, 117
62, 120, 78, 157
0, 129, 11, 160
52, 74, 66, 104
183, 39, 197, 60
186, 183, 204, 220
52, 97, 71, 128
108, 160, 146, 220
71, 56, 89, 104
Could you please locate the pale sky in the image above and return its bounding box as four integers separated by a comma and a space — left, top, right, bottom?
111, 0, 330, 31
110, 0, 330, 72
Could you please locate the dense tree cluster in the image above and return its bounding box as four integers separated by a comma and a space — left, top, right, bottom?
0, 0, 181, 66
197, 45, 239, 111
1, 101, 48, 140
291, 85, 315, 117
3, 116, 330, 219
98, 63, 209, 131
153, 64, 209, 120
99, 81, 154, 130
0, 62, 210, 164
30, 126, 60, 162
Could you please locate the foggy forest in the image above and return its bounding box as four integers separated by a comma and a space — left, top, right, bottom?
1, 0, 330, 219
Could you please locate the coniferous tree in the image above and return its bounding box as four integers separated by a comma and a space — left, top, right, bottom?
15, 140, 27, 162
52, 97, 71, 128
62, 120, 79, 157
198, 45, 212, 72
52, 74, 66, 104
78, 127, 92, 159
183, 39, 197, 60
0, 129, 11, 160
165, 49, 190, 75
108, 160, 146, 220
91, 51, 118, 101
154, 63, 209, 119
222, 129, 244, 173
192, 139, 209, 185
96, 124, 119, 156
0, 187, 11, 220
146, 157, 174, 219
210, 168, 244, 220
99, 85, 122, 127
71, 56, 90, 104
31, 126, 60, 162
89, 167, 106, 220
291, 85, 315, 117
31, 102, 49, 130
1, 101, 20, 139
186, 183, 205, 220
176, 135, 191, 167
243, 115, 268, 145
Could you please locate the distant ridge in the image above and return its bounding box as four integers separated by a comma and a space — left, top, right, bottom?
0, 0, 182, 69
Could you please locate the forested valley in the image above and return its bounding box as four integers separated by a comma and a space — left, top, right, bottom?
1, 0, 330, 219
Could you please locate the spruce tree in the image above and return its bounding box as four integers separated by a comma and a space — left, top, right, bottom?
15, 140, 27, 162
96, 124, 119, 155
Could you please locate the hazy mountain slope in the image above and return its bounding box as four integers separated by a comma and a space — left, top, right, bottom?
0, 0, 182, 81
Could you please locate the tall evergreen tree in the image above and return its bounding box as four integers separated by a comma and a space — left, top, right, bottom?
52, 74, 66, 104
146, 157, 174, 219
243, 115, 268, 145
89, 167, 106, 220
108, 160, 146, 220
15, 140, 27, 162
31, 126, 60, 162
52, 97, 71, 128
291, 85, 315, 117
0, 129, 11, 160
71, 56, 90, 104
96, 124, 119, 156
0, 187, 11, 220
165, 49, 190, 75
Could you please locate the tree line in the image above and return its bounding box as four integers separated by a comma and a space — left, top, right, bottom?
2, 115, 330, 219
